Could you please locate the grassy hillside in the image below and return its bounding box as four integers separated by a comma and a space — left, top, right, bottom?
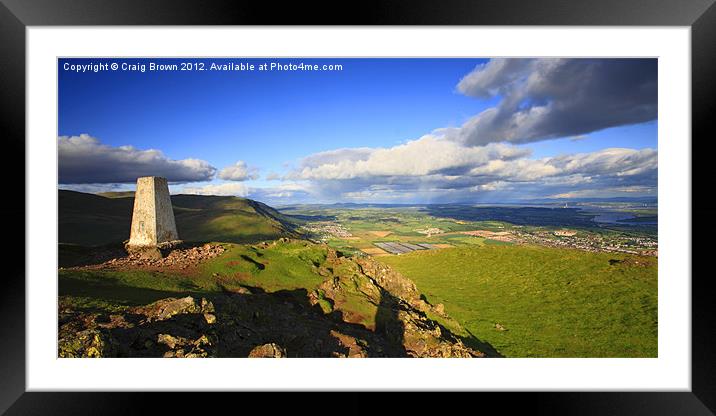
381, 244, 657, 357
59, 239, 482, 357
59, 191, 135, 246
97, 191, 135, 198
59, 190, 298, 246
60, 240, 371, 325
59, 241, 328, 305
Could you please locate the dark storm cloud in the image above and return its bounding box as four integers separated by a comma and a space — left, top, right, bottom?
58, 134, 217, 184
451, 58, 657, 146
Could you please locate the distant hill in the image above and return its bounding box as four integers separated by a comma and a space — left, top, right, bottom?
522, 196, 658, 204
97, 191, 135, 199
59, 190, 299, 246
278, 196, 658, 210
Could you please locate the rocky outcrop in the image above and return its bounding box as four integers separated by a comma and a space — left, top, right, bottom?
248, 343, 287, 358
58, 240, 487, 358
308, 245, 484, 357
58, 296, 219, 358
66, 243, 226, 271
58, 328, 112, 358
133, 296, 215, 322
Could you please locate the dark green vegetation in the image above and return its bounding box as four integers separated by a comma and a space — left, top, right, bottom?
381, 244, 657, 357
59, 190, 297, 246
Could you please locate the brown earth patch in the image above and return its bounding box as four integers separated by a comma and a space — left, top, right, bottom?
461, 230, 515, 242
361, 247, 389, 256
369, 231, 393, 238
432, 244, 453, 249
232, 271, 254, 281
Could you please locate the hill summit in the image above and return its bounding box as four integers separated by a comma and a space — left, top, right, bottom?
57, 190, 494, 358
58, 239, 488, 358
59, 190, 298, 246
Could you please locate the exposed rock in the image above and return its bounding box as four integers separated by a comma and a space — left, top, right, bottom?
125, 245, 163, 260
71, 243, 227, 271
200, 298, 215, 313
59, 328, 112, 358
96, 314, 132, 329
157, 333, 180, 349
134, 296, 201, 322
330, 330, 368, 358
161, 334, 213, 358
248, 343, 287, 358
231, 286, 253, 295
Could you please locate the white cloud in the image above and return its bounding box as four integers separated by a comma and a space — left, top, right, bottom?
283, 143, 657, 203
290, 135, 530, 180
468, 148, 657, 182
258, 182, 314, 198
217, 161, 259, 181
179, 180, 315, 201
182, 182, 250, 197
58, 134, 216, 184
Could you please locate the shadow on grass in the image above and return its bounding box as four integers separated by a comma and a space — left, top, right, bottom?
59, 261, 499, 357
58, 243, 127, 268
374, 287, 408, 357
59, 275, 414, 357
58, 241, 216, 269
239, 254, 266, 270
59, 274, 197, 307
460, 328, 504, 357
419, 293, 503, 357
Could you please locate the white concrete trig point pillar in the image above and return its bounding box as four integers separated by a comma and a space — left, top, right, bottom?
127, 176, 180, 255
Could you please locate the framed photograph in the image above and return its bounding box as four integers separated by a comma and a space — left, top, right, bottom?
3, 0, 712, 413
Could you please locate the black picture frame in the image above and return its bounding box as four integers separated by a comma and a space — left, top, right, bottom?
1, 0, 711, 414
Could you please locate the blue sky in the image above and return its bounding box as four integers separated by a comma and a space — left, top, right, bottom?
58, 58, 657, 204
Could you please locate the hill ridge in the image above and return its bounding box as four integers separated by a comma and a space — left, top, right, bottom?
59, 190, 299, 246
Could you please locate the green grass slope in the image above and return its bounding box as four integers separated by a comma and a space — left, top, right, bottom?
59, 241, 328, 305
60, 240, 385, 332
380, 244, 657, 357
59, 190, 135, 246
59, 190, 298, 246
